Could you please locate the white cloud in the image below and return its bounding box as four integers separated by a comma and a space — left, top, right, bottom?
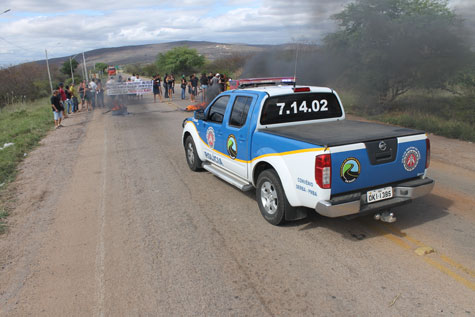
0, 0, 473, 66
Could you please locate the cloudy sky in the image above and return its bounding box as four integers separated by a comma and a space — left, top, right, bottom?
0, 0, 473, 66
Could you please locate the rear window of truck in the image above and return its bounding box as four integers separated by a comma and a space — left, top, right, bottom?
260, 92, 342, 125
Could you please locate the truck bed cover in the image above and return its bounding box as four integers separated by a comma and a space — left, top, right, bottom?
261, 120, 425, 147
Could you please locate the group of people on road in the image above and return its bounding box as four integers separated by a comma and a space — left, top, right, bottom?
151, 72, 229, 103
51, 71, 230, 128
78, 77, 105, 111
50, 76, 106, 129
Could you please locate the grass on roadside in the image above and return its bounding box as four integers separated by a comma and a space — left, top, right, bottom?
339, 90, 475, 142
0, 98, 53, 184
374, 112, 475, 141
0, 208, 9, 234
0, 98, 53, 233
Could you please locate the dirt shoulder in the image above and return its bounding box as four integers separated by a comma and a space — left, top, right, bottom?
0, 110, 91, 313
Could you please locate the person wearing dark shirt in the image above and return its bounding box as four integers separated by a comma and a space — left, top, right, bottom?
167, 75, 174, 101
200, 73, 208, 102
163, 73, 169, 99
219, 74, 225, 92
51, 90, 64, 129
153, 75, 162, 103
190, 74, 198, 102
180, 75, 187, 100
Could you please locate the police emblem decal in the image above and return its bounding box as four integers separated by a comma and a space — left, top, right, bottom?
402, 147, 421, 171
206, 127, 215, 149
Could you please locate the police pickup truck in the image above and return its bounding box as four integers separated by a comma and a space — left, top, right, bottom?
182, 85, 434, 225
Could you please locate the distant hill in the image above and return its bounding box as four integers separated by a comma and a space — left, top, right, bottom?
37, 40, 293, 67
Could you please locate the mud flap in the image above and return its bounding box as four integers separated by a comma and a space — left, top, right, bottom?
285, 207, 308, 221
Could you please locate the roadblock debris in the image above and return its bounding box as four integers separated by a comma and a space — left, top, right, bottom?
415, 246, 435, 256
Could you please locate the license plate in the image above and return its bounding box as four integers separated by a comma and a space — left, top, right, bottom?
367, 187, 393, 203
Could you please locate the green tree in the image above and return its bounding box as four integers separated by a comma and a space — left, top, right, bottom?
156, 46, 205, 75
60, 58, 79, 76
142, 63, 159, 77
205, 54, 248, 78
324, 0, 472, 105
95, 62, 108, 72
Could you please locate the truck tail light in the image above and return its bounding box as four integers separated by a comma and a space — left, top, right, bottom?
426, 138, 430, 169
315, 154, 331, 189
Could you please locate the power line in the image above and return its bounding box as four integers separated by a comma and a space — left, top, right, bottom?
0, 35, 32, 52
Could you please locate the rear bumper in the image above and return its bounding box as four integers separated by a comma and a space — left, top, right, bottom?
315, 178, 434, 218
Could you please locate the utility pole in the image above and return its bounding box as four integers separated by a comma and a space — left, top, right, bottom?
45, 49, 53, 94
82, 52, 88, 83
70, 56, 75, 85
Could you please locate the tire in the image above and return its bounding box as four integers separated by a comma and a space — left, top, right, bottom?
256, 169, 294, 226
185, 136, 202, 171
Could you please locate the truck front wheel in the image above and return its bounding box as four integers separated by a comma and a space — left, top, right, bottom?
185, 136, 202, 171
256, 169, 293, 226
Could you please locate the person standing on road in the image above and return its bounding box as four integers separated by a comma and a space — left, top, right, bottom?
200, 73, 208, 102
51, 90, 64, 129
96, 79, 105, 108
58, 83, 68, 118
65, 85, 74, 114
88, 78, 97, 109
78, 80, 86, 112
171, 74, 175, 94
153, 74, 162, 103
180, 75, 187, 100
219, 74, 226, 92
167, 74, 174, 101
210, 73, 219, 87
191, 74, 198, 102
70, 84, 78, 112
135, 75, 144, 100
163, 73, 169, 99
208, 72, 214, 86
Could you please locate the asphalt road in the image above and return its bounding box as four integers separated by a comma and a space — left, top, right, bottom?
0, 94, 474, 316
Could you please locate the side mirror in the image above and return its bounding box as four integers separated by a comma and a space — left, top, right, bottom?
194, 110, 206, 120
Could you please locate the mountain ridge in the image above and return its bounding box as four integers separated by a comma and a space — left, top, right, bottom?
38, 40, 293, 67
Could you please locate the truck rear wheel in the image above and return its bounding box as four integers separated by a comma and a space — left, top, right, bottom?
256, 169, 293, 225
185, 136, 202, 171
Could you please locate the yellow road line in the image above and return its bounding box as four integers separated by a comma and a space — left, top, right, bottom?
367, 222, 475, 291
366, 223, 412, 250
382, 223, 475, 278
423, 257, 475, 291
439, 254, 475, 278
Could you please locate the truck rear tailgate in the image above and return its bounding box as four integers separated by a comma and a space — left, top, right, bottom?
262, 120, 428, 196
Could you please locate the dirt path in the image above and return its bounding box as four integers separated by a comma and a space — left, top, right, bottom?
0, 97, 474, 315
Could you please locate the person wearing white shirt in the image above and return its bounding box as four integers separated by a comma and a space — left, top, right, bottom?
88, 79, 97, 109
